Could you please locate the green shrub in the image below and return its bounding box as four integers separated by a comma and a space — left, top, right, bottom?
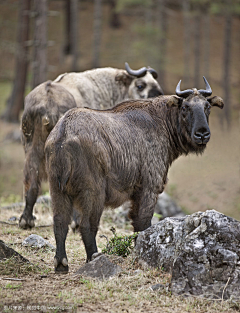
101, 227, 138, 258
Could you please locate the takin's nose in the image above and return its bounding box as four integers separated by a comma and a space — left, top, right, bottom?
147, 87, 163, 98
193, 130, 211, 145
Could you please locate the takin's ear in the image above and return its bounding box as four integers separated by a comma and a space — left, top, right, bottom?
115, 71, 133, 86
207, 96, 224, 109
165, 95, 183, 107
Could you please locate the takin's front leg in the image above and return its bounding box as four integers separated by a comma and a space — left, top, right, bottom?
78, 204, 103, 262
129, 191, 158, 232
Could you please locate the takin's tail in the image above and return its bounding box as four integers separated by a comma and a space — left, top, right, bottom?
21, 81, 60, 147
45, 134, 74, 194
22, 80, 77, 149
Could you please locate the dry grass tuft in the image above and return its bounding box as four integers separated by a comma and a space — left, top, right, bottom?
0, 256, 41, 276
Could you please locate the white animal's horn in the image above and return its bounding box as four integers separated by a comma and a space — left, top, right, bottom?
147, 67, 158, 79
125, 62, 147, 78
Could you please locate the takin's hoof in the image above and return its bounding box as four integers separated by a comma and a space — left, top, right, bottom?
19, 216, 36, 229
54, 257, 69, 274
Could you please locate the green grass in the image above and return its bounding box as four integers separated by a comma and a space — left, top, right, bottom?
5, 283, 22, 290
101, 227, 138, 258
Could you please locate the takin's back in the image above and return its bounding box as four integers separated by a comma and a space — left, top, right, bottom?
54, 68, 129, 109
45, 97, 172, 207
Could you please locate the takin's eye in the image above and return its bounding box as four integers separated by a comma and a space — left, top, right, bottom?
135, 81, 146, 91
181, 104, 189, 113
137, 84, 145, 91
205, 102, 211, 113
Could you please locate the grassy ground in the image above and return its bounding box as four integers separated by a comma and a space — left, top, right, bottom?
1, 205, 240, 313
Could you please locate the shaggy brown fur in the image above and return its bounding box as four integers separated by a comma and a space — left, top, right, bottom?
45, 92, 224, 273
20, 82, 76, 228
19, 66, 162, 229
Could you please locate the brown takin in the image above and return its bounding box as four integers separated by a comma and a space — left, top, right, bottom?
45, 77, 224, 273
20, 63, 163, 229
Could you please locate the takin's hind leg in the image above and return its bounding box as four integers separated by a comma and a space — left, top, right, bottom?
19, 151, 46, 229
52, 195, 73, 274
19, 166, 41, 229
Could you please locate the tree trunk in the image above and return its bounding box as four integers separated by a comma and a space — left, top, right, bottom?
203, 11, 210, 80
144, 0, 153, 65
182, 0, 191, 86
63, 0, 71, 55
32, 0, 48, 89
157, 0, 168, 93
1, 0, 31, 123
93, 0, 102, 68
194, 9, 201, 88
70, 0, 79, 71
222, 12, 232, 127
109, 0, 121, 28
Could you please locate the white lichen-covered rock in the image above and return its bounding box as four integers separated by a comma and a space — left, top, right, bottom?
135, 215, 186, 271
22, 234, 55, 250
134, 210, 240, 299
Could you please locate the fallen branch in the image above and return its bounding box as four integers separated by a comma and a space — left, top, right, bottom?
0, 221, 18, 226
222, 277, 231, 303
1, 277, 26, 281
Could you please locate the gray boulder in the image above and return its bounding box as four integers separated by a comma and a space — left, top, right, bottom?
22, 234, 55, 250
134, 210, 240, 299
75, 254, 122, 279
154, 192, 185, 220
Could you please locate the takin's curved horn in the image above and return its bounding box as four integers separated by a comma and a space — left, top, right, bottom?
198, 76, 212, 97
175, 80, 194, 98
125, 62, 147, 78
147, 67, 158, 79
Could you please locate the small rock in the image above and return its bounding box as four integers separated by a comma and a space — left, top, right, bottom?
8, 216, 19, 222
22, 234, 55, 250
150, 283, 165, 291
75, 254, 122, 279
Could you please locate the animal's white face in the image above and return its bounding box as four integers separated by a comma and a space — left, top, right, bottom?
128, 72, 163, 99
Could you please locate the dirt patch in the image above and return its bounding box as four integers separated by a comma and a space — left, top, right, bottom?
0, 206, 239, 313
